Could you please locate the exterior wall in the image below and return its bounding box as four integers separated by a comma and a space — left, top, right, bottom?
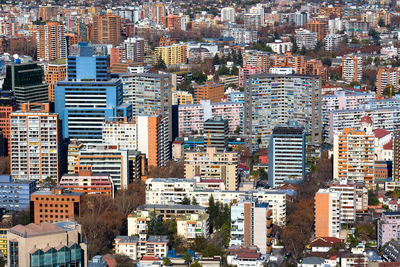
342, 55, 363, 83
45, 63, 67, 102
315, 189, 340, 238
154, 45, 188, 65
37, 22, 66, 61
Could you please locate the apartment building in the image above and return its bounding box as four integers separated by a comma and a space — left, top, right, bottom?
315, 189, 341, 238
172, 90, 193, 105
185, 147, 239, 190
0, 175, 36, 212
45, 60, 67, 102
333, 125, 375, 185
122, 37, 145, 62
103, 118, 138, 151
221, 28, 258, 44
230, 197, 272, 254
268, 127, 306, 188
244, 74, 321, 150
36, 21, 67, 61
204, 117, 229, 152
221, 7, 235, 23
378, 212, 400, 248
155, 44, 188, 65
0, 228, 6, 257
324, 34, 342, 52
10, 103, 60, 182
295, 29, 318, 50
114, 234, 168, 260
59, 165, 114, 198
30, 188, 84, 224
144, 178, 287, 226
178, 100, 243, 136
238, 66, 262, 87
242, 50, 270, 72
306, 20, 328, 41
376, 67, 399, 96
394, 129, 400, 181
91, 11, 122, 46
266, 40, 293, 54
7, 221, 87, 267
342, 55, 363, 83
193, 81, 225, 104
67, 140, 84, 174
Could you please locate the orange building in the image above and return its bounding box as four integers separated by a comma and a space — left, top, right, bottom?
45, 60, 67, 102
315, 189, 340, 238
152, 2, 166, 25
319, 6, 343, 18
159, 36, 176, 47
193, 82, 225, 104
376, 67, 399, 96
37, 22, 66, 61
306, 59, 328, 82
0, 98, 17, 155
65, 32, 81, 53
39, 5, 58, 21
163, 14, 181, 31
30, 188, 84, 224
306, 20, 328, 41
92, 11, 122, 46
110, 47, 124, 64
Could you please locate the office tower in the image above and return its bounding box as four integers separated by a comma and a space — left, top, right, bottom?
123, 37, 145, 62
333, 119, 375, 185
7, 221, 87, 267
393, 130, 400, 181
244, 74, 321, 150
230, 197, 272, 254
184, 147, 239, 190
119, 73, 171, 117
37, 22, 67, 61
221, 7, 235, 23
10, 103, 60, 182
77, 144, 129, 189
295, 29, 318, 50
0, 175, 36, 212
55, 42, 132, 143
3, 62, 49, 105
314, 189, 341, 238
268, 127, 306, 188
137, 115, 170, 168
154, 44, 188, 65
92, 11, 122, 46
204, 117, 229, 152
306, 20, 328, 41
30, 188, 84, 224
45, 59, 67, 102
342, 55, 363, 83
376, 68, 399, 96
59, 165, 114, 197
193, 81, 224, 104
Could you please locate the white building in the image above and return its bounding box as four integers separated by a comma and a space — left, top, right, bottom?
102, 118, 138, 151
123, 37, 145, 62
266, 40, 293, 54
315, 189, 341, 238
324, 34, 342, 52
221, 7, 235, 23
295, 29, 318, 50
342, 55, 362, 83
114, 234, 168, 261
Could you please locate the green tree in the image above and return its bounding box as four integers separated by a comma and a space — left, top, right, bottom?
217, 65, 230, 76
0, 255, 5, 267
378, 18, 385, 27
190, 236, 208, 252
202, 244, 223, 257
368, 190, 379, 205
212, 54, 220, 65
180, 196, 191, 205
208, 195, 217, 232
300, 45, 307, 55
162, 257, 172, 266
237, 50, 243, 66
155, 55, 167, 70
192, 196, 198, 205
189, 261, 202, 267
183, 252, 192, 265
230, 65, 239, 76
349, 81, 360, 88
258, 168, 268, 180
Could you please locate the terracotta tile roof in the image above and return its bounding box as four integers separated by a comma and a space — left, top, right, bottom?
373, 129, 390, 139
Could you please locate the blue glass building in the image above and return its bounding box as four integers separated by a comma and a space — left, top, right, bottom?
0, 175, 36, 212
55, 43, 132, 143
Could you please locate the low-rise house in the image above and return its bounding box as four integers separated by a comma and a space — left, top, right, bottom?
114, 234, 168, 260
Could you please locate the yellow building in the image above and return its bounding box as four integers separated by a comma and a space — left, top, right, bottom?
155, 44, 188, 65
172, 90, 193, 105
0, 228, 7, 256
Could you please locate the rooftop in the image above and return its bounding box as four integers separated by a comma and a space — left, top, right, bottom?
9, 222, 66, 238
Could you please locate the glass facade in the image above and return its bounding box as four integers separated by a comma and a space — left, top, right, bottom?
30, 244, 82, 267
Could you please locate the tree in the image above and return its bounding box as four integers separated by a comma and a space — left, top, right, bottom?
154, 55, 167, 70
39, 176, 57, 189
162, 257, 172, 266
189, 261, 202, 267
148, 160, 185, 178
192, 196, 198, 205
208, 195, 217, 232
114, 254, 134, 267
202, 244, 223, 257
183, 252, 192, 265
190, 236, 208, 252
258, 168, 268, 180
180, 196, 191, 205
378, 18, 385, 27
216, 65, 230, 76
212, 54, 220, 65
300, 45, 307, 55
230, 65, 239, 76
0, 255, 5, 267
368, 190, 379, 205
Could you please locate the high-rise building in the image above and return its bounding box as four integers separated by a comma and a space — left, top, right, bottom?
7, 221, 87, 267
37, 22, 67, 62
306, 20, 328, 41
221, 7, 235, 23
151, 2, 166, 25
268, 127, 306, 188
136, 115, 170, 168
244, 74, 321, 150
376, 68, 399, 96
154, 44, 188, 65
333, 120, 375, 185
122, 37, 145, 62
10, 103, 60, 182
55, 42, 132, 143
378, 212, 400, 248
39, 4, 58, 21
0, 91, 18, 155
204, 117, 229, 152
3, 62, 48, 105
102, 117, 138, 151
45, 59, 67, 102
0, 175, 36, 212
230, 197, 272, 254
314, 189, 341, 238
342, 55, 362, 83
77, 144, 129, 189
193, 81, 225, 104
92, 11, 122, 46
30, 188, 84, 224
295, 29, 318, 50
184, 147, 239, 190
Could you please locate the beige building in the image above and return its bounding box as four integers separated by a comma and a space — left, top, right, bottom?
154, 44, 188, 65
114, 234, 168, 260
184, 147, 239, 190
176, 213, 209, 240
7, 221, 87, 267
